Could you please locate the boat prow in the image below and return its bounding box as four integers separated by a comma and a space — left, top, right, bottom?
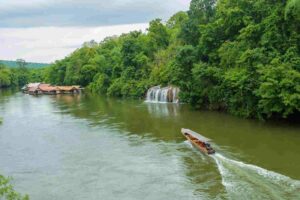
181, 128, 215, 155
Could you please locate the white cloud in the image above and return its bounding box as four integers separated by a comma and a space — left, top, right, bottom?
0, 0, 191, 27
0, 0, 191, 62
0, 23, 149, 63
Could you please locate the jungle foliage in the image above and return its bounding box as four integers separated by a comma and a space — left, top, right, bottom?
0, 175, 29, 200
0, 60, 49, 69
0, 63, 44, 88
15, 0, 300, 119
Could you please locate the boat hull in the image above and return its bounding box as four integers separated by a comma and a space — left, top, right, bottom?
182, 131, 215, 155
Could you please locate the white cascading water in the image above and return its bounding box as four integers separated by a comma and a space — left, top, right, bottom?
146, 86, 180, 103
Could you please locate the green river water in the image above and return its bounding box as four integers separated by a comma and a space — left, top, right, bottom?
0, 90, 300, 200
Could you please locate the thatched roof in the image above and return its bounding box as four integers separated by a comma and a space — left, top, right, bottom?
56, 86, 80, 91
38, 84, 56, 92
27, 83, 40, 88
28, 87, 38, 92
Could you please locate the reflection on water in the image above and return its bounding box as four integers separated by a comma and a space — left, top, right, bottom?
0, 92, 300, 200
145, 102, 179, 117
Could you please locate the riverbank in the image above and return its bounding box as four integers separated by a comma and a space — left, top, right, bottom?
1, 87, 299, 124
36, 0, 299, 120
1, 0, 299, 120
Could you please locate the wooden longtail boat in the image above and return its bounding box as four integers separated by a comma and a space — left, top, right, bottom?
181, 128, 215, 155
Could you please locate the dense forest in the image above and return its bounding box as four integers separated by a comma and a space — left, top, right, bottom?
0, 60, 49, 69
2, 0, 300, 120
0, 63, 44, 88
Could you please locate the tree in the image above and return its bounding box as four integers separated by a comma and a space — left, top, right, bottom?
285, 0, 300, 21
148, 19, 170, 51
0, 64, 12, 88
0, 174, 29, 200
39, 0, 300, 120
180, 0, 217, 45
82, 40, 98, 48
16, 59, 27, 69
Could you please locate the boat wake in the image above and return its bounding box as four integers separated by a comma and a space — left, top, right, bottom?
212, 153, 300, 199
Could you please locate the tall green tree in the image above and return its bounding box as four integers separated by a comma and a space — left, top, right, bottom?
41, 0, 300, 120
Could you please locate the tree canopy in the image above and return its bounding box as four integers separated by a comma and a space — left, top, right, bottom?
4, 0, 299, 120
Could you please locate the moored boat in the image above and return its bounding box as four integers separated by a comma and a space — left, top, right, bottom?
181, 128, 215, 154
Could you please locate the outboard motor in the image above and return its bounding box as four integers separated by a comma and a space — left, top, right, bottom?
205, 143, 215, 154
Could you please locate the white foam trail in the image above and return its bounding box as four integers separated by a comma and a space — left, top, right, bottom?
215, 153, 297, 184
184, 140, 193, 148
212, 153, 300, 199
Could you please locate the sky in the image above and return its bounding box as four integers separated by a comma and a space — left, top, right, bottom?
0, 0, 191, 63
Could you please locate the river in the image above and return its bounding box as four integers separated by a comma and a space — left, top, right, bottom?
0, 90, 300, 200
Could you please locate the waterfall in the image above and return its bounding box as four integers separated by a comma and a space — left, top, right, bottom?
146, 86, 180, 103
172, 87, 180, 103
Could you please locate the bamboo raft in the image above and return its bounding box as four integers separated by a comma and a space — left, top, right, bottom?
181, 128, 215, 155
